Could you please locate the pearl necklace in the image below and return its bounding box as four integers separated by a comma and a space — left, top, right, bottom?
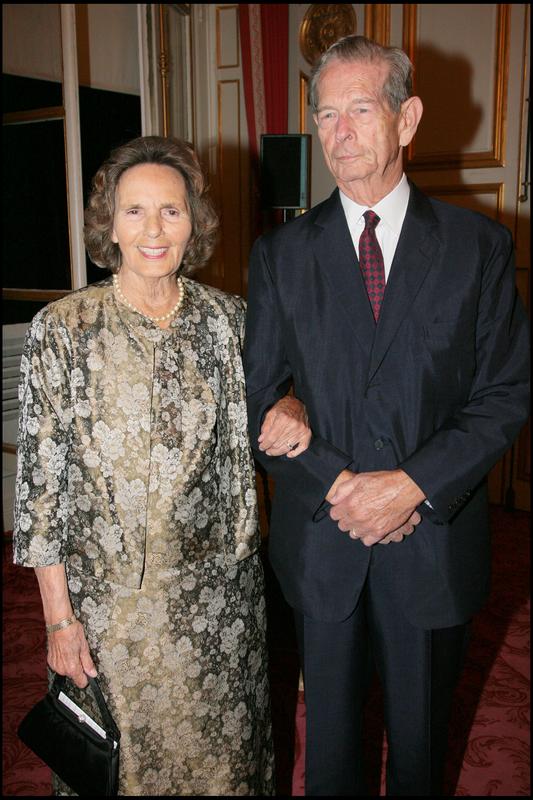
113, 274, 184, 322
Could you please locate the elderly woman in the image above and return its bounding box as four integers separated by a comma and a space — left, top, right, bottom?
13, 135, 309, 796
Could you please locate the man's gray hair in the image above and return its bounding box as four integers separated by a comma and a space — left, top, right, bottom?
309, 35, 413, 114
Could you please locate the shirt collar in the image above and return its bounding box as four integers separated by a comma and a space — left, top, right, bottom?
339, 174, 410, 235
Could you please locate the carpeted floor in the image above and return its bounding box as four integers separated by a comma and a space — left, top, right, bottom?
2, 505, 530, 796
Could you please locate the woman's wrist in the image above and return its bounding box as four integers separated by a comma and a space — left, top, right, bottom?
45, 613, 77, 634
34, 564, 74, 630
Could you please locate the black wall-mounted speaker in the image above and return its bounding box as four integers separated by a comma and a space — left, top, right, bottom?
260, 134, 311, 209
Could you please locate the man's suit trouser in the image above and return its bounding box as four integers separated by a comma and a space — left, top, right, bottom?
293, 544, 470, 796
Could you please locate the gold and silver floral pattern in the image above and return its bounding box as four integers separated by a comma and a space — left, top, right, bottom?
13, 277, 274, 795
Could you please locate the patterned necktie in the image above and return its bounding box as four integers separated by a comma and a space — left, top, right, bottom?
358, 210, 385, 322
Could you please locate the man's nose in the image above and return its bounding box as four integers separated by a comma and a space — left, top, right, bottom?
335, 113, 354, 142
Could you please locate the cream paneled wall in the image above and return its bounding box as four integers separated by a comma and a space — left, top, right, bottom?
405, 4, 504, 165
398, 4, 524, 229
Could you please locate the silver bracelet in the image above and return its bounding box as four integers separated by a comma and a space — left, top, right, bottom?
46, 613, 77, 634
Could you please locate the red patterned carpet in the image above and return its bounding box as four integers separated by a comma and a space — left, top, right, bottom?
3, 506, 530, 796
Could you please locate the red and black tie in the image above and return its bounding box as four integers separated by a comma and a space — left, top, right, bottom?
358, 210, 385, 322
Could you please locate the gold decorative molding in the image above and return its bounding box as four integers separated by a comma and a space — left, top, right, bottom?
516, 3, 530, 212
299, 72, 309, 133
404, 4, 510, 171
402, 3, 417, 62
364, 4, 390, 45
419, 183, 504, 221
158, 4, 170, 136
299, 4, 357, 67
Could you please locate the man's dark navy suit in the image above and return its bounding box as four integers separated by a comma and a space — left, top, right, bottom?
244, 182, 529, 794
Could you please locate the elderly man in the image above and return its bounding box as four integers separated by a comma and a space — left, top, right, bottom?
244, 35, 529, 796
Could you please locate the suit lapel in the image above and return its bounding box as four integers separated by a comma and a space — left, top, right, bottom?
367, 184, 441, 384
313, 190, 376, 355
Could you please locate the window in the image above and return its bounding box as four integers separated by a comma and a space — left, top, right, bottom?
2, 3, 141, 324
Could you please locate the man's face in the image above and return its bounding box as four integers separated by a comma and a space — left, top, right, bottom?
314, 58, 405, 200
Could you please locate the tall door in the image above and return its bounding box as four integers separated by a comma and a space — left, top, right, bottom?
141, 3, 251, 296
289, 4, 530, 510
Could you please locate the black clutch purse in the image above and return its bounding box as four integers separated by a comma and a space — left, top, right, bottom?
17, 673, 120, 796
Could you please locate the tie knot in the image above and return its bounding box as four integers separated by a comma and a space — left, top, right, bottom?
363, 210, 380, 231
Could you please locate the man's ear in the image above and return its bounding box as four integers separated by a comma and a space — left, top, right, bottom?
398, 96, 423, 147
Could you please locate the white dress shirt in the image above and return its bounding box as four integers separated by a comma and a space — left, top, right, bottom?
339, 173, 410, 282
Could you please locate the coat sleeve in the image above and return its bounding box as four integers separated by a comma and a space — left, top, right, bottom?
244, 236, 353, 517
216, 296, 263, 562
401, 225, 530, 522
13, 309, 74, 567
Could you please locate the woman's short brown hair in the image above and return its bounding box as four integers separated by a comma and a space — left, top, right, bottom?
84, 136, 218, 275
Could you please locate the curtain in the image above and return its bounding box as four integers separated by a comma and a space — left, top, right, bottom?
239, 4, 289, 160
239, 4, 289, 236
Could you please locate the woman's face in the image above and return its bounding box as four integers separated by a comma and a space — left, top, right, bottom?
111, 163, 193, 281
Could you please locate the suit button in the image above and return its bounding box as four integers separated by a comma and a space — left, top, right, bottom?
374, 438, 385, 450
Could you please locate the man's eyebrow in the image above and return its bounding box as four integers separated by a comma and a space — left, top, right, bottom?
317, 95, 377, 110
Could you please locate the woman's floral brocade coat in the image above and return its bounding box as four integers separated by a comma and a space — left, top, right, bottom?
13, 277, 260, 580
12, 277, 274, 795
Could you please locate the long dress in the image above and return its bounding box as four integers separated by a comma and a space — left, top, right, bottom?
13, 276, 275, 795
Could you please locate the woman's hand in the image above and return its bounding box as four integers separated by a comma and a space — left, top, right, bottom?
34, 563, 97, 688
258, 395, 312, 458
46, 623, 97, 688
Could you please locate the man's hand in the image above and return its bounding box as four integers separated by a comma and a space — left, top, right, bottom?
258, 395, 312, 458
371, 510, 420, 545
327, 469, 425, 546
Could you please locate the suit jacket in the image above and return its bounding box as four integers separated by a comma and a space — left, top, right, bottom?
244, 182, 529, 628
